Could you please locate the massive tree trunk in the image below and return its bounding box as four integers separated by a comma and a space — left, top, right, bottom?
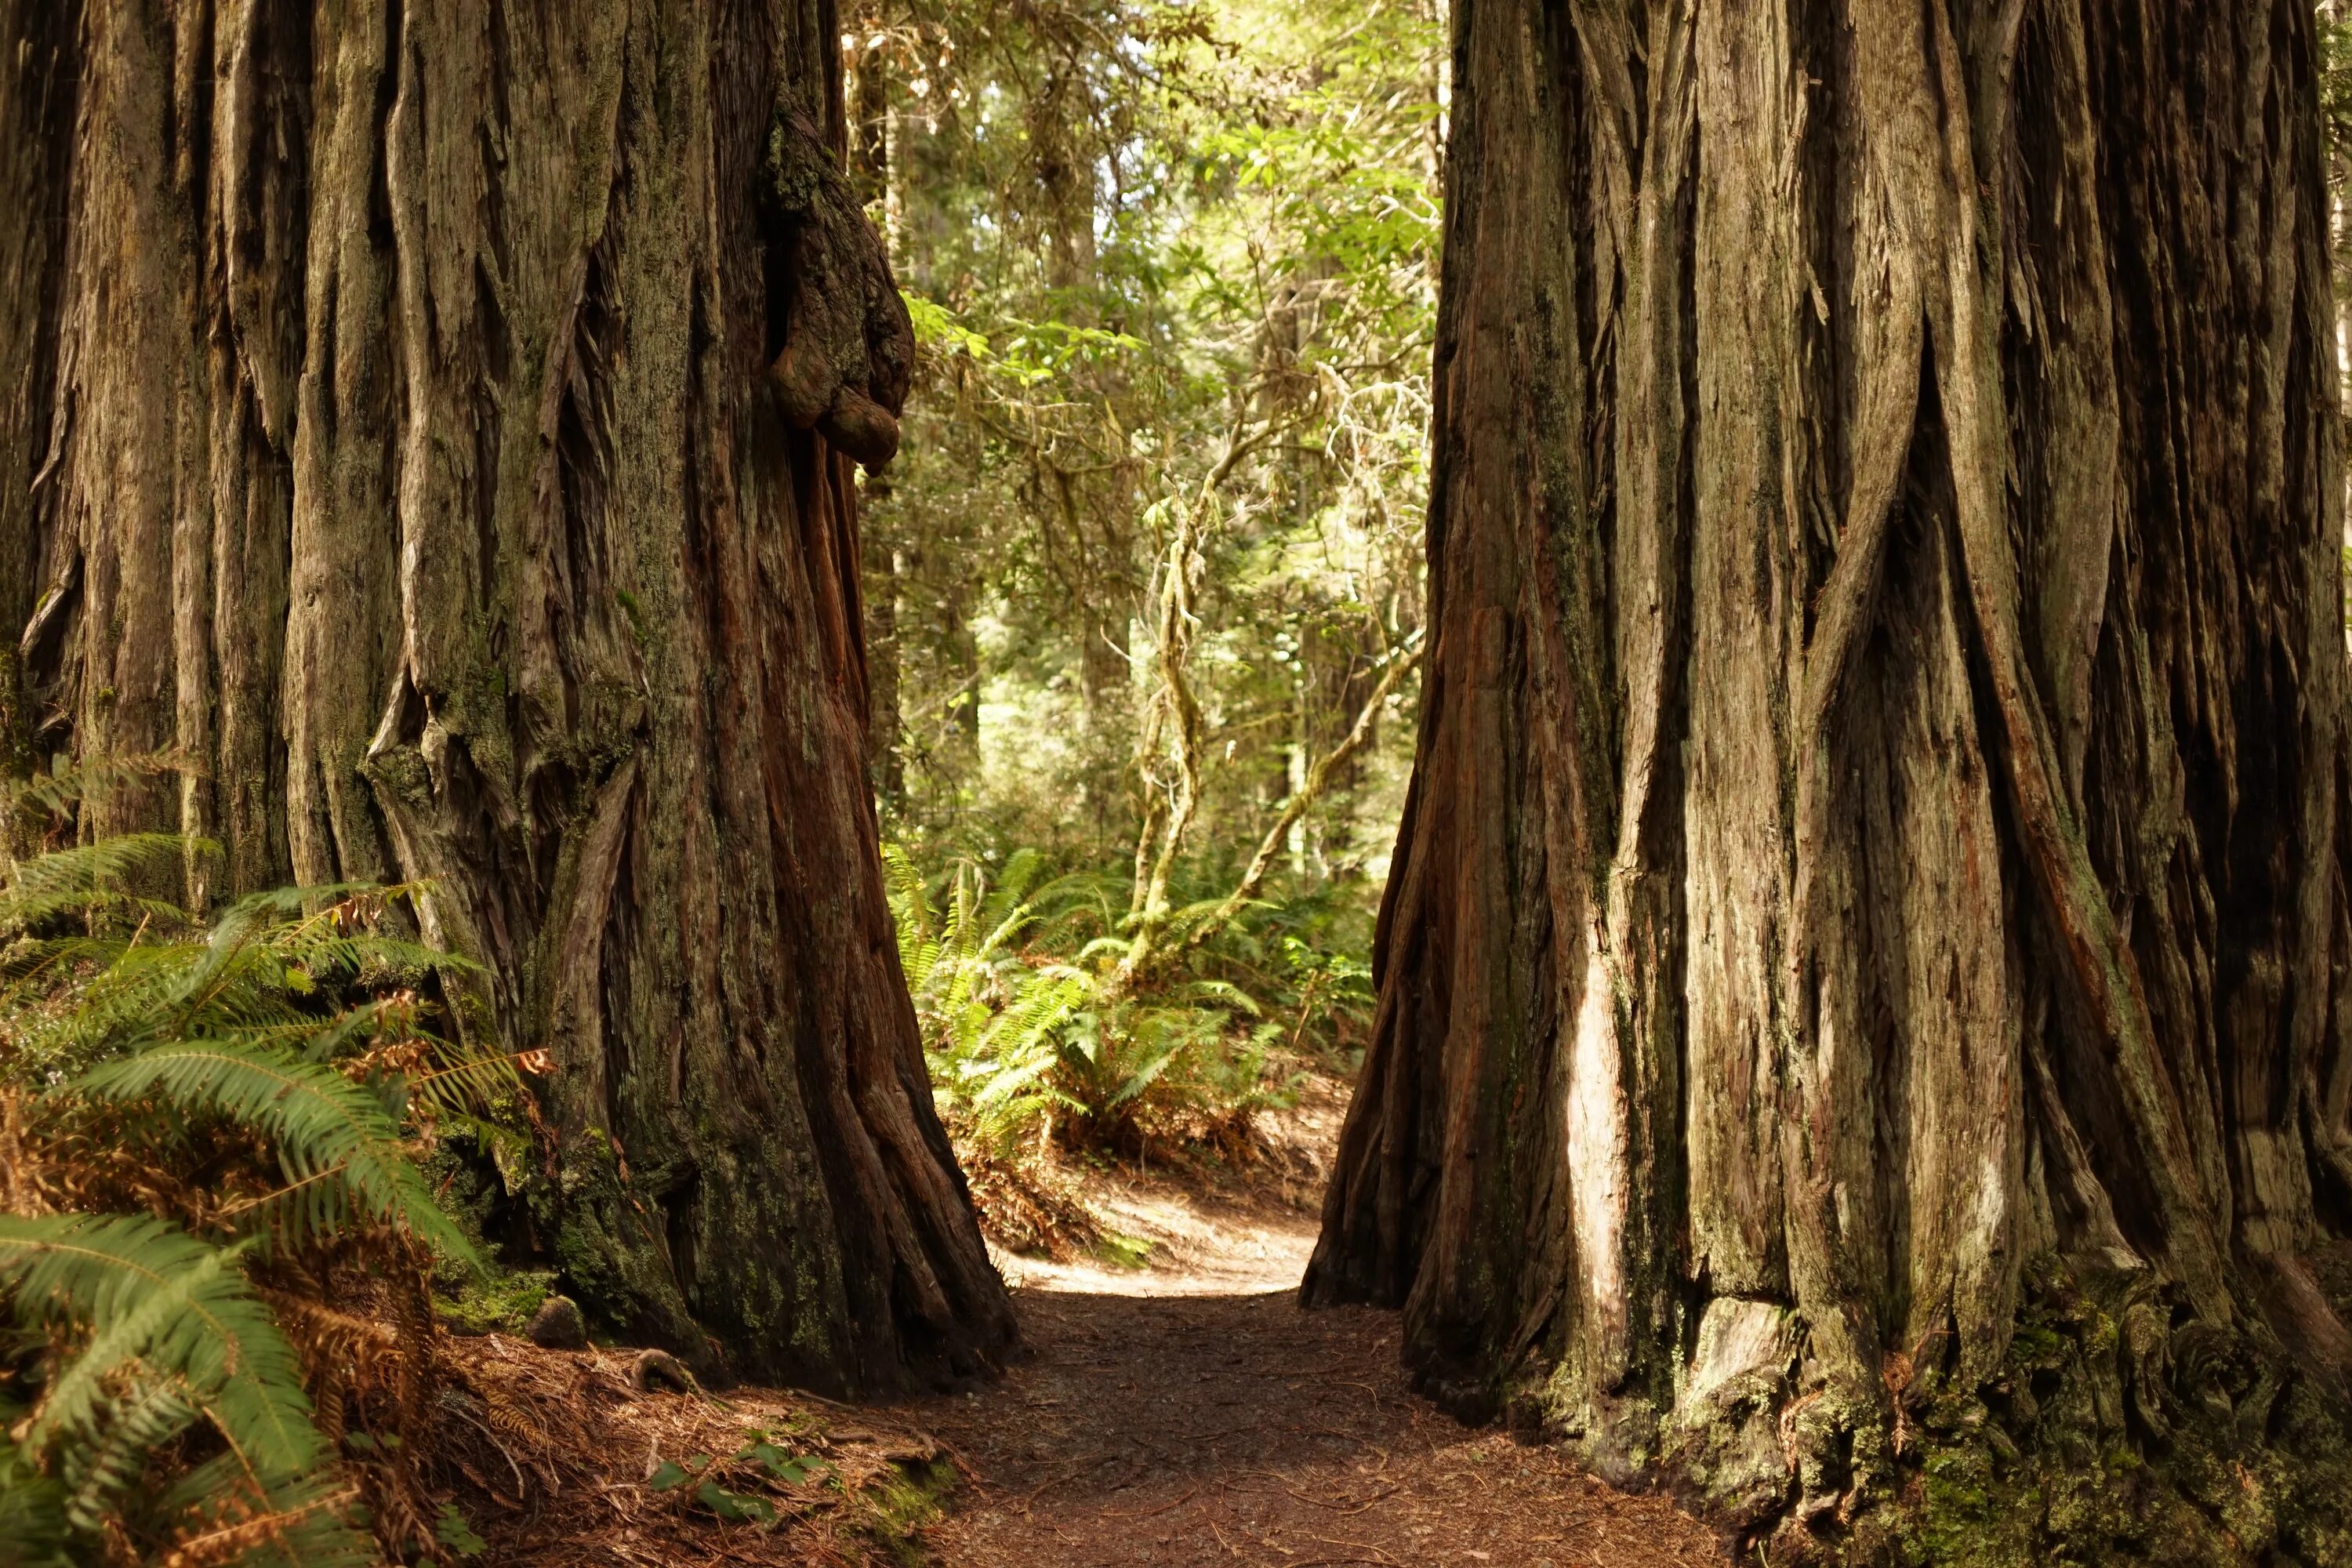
1309, 0, 2352, 1554
0, 0, 1014, 1396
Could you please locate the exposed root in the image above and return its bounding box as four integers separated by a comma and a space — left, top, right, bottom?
628, 1347, 699, 1395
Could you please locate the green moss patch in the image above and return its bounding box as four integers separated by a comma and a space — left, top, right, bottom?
1797, 1260, 2352, 1567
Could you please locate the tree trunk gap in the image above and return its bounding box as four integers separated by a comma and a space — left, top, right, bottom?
1308, 0, 2352, 1556
0, 0, 1013, 1397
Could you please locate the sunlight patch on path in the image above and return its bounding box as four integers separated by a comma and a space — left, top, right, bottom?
988, 1171, 1321, 1298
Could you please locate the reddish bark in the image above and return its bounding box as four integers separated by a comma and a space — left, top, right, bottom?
1310, 0, 2352, 1548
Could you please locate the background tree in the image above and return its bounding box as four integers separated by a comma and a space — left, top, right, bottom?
1308, 0, 2352, 1556
851, 0, 1437, 888
824, 0, 1447, 1165
0, 0, 1012, 1394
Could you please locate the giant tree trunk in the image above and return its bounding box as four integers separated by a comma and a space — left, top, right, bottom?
1309, 0, 2352, 1553
0, 0, 1014, 1396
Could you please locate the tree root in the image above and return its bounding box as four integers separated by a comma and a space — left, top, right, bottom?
630, 1348, 702, 1396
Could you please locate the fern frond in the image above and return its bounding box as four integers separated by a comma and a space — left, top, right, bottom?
0, 835, 206, 916
402, 1047, 528, 1121
59, 1369, 198, 1538
1109, 1040, 1185, 1108
0, 753, 203, 830
902, 935, 946, 993
978, 971, 1087, 1057
155, 1468, 373, 1568
976, 847, 1044, 933
0, 889, 198, 940
1171, 976, 1264, 1017
70, 1045, 476, 1263
976, 902, 1040, 964
0, 1216, 323, 1485
0, 1431, 71, 1568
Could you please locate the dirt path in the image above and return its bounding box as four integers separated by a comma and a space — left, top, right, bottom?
895, 1174, 1727, 1568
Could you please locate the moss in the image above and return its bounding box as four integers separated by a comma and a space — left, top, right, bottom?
615, 588, 649, 648
361, 742, 434, 808
849, 1457, 957, 1566
437, 1265, 558, 1336
1094, 1230, 1152, 1269
1835, 1260, 2352, 1568
0, 647, 31, 791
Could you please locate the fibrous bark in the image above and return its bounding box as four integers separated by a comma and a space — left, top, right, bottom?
2, 0, 1011, 1396
1308, 0, 2352, 1553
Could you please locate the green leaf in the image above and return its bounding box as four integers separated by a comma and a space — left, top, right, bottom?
435, 1501, 488, 1558
72, 1041, 477, 1265
739, 1441, 826, 1485
696, 1480, 775, 1525
0, 1214, 372, 1564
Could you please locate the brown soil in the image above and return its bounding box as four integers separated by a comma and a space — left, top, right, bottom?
892, 1087, 1729, 1567
456, 1080, 1728, 1566
902, 1286, 1727, 1568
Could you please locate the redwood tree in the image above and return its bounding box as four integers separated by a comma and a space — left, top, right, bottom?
0, 0, 1013, 1395
1308, 0, 2352, 1552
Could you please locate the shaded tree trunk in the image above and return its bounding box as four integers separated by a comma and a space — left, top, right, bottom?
848, 36, 906, 807
1, 0, 1012, 1396
0, 1, 76, 813
1309, 0, 2352, 1552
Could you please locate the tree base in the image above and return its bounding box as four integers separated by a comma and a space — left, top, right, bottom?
1522, 1252, 2352, 1566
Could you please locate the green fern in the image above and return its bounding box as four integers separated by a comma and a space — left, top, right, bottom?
0, 830, 502, 1566
0, 1215, 371, 1563
57, 1374, 197, 1539
887, 841, 1289, 1157
0, 1428, 71, 1568
75, 1043, 475, 1261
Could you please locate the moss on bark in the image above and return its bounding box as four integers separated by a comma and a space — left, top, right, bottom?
1836, 1262, 2352, 1567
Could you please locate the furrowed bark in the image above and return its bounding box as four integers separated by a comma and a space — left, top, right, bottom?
4, 0, 1011, 1396
1311, 0, 2352, 1552
0, 0, 78, 842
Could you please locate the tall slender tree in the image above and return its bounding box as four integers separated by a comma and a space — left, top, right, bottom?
1309, 0, 2352, 1553
0, 0, 1013, 1396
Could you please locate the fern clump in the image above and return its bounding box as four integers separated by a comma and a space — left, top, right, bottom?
0, 829, 502, 1566
886, 842, 1301, 1172
0, 1216, 362, 1565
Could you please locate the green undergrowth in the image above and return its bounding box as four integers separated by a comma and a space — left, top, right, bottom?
637, 1423, 953, 1565
1094, 1230, 1155, 1269
887, 840, 1364, 1169
430, 1259, 558, 1338
0, 818, 505, 1566
1813, 1259, 2352, 1567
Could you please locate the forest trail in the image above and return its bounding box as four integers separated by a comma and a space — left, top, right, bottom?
895, 1145, 1726, 1568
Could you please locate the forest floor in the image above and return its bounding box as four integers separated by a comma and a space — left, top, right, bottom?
888, 1077, 1728, 1568
460, 1075, 1726, 1566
